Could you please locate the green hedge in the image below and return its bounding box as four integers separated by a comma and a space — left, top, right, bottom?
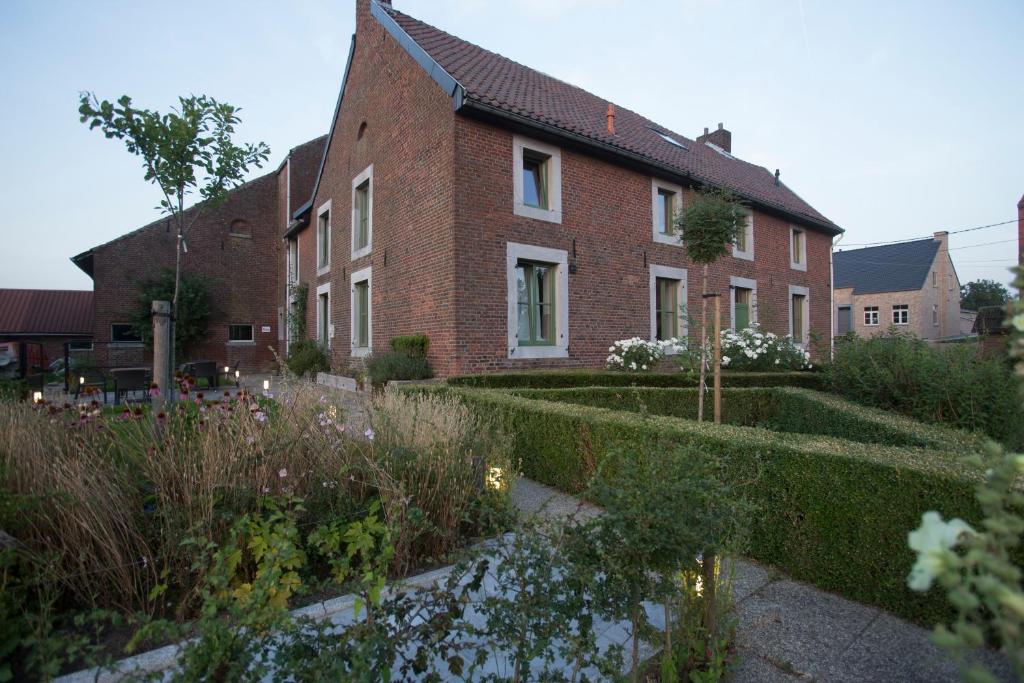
509, 387, 989, 451
447, 370, 825, 390
428, 387, 992, 626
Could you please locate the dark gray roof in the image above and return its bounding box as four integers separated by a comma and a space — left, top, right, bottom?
833, 238, 941, 294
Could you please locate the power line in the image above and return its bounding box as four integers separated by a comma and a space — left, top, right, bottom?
839, 219, 1018, 248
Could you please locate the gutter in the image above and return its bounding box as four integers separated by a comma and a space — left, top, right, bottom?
830, 230, 844, 360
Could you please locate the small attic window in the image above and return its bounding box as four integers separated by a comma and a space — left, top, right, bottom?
649, 128, 687, 150
229, 219, 251, 237
357, 121, 367, 140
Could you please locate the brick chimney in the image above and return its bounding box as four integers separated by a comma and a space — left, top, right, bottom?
697, 123, 732, 153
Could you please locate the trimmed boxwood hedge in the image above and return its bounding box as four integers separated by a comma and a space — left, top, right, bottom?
446, 370, 825, 390
508, 386, 990, 451
423, 386, 995, 626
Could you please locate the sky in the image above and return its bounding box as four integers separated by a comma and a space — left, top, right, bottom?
1, 0, 1021, 292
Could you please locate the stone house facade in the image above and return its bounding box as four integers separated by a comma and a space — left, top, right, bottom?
833, 231, 962, 340
284, 0, 842, 377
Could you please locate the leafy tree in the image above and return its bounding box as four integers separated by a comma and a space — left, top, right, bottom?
78, 93, 269, 389
675, 187, 747, 421
960, 279, 1011, 311
132, 269, 211, 357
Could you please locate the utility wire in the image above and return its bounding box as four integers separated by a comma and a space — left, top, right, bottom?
840, 219, 1018, 248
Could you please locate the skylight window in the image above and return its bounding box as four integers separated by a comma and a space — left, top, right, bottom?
649, 128, 687, 150
704, 141, 736, 159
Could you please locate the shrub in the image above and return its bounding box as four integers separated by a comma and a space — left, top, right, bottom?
285, 338, 330, 378
421, 386, 998, 626
366, 351, 432, 386
509, 386, 988, 451
448, 369, 824, 390
0, 379, 27, 402
720, 324, 811, 371
390, 334, 429, 358
826, 330, 1023, 448
605, 337, 680, 371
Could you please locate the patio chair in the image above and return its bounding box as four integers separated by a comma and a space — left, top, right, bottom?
182, 360, 219, 389
111, 368, 151, 404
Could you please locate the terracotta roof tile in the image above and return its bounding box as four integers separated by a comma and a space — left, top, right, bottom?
382, 4, 838, 231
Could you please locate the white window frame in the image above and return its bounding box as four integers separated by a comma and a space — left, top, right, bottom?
864, 306, 879, 326
506, 242, 569, 359
892, 304, 909, 325
649, 264, 687, 349
729, 276, 758, 330
350, 266, 373, 357
651, 178, 683, 245
732, 209, 754, 261
287, 238, 299, 285
351, 164, 373, 260
316, 282, 331, 348
790, 226, 807, 271
227, 324, 255, 345
512, 135, 562, 224
788, 285, 810, 347
316, 200, 331, 276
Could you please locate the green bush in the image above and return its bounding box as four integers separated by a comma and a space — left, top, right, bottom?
413, 386, 997, 626
389, 334, 429, 358
366, 351, 432, 386
509, 387, 988, 451
447, 370, 824, 390
285, 338, 330, 378
0, 379, 27, 402
826, 330, 1023, 448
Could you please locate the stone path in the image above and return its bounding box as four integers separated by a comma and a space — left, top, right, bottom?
510, 478, 1014, 683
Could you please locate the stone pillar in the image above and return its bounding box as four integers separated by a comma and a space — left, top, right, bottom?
152, 300, 172, 410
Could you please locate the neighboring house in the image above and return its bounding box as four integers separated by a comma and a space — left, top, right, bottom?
72, 135, 326, 373
833, 231, 962, 340
0, 289, 93, 373
959, 309, 978, 337
283, 0, 842, 377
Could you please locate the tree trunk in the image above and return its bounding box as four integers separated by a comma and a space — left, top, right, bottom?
167, 193, 185, 404
697, 264, 708, 422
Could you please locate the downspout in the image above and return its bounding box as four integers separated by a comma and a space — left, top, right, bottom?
830, 231, 844, 361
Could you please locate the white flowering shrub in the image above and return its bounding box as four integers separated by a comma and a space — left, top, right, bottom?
719, 324, 811, 371
606, 337, 683, 372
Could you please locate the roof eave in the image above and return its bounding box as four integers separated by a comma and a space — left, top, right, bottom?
70, 250, 94, 279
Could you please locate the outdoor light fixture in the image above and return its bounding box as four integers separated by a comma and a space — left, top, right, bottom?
79, 376, 85, 385
235, 370, 240, 379
32, 391, 42, 403
224, 366, 230, 373
263, 379, 270, 392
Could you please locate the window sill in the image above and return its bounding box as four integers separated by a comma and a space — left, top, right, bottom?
352, 346, 372, 358
733, 248, 754, 261
514, 202, 562, 224
351, 245, 372, 261
109, 342, 143, 348
652, 232, 682, 246
509, 344, 568, 360
317, 265, 331, 277
226, 341, 256, 346
789, 262, 807, 272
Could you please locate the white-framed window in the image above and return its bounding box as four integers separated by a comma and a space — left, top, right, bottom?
350, 266, 373, 357
287, 238, 299, 284
506, 242, 569, 359
651, 179, 683, 245
932, 304, 939, 326
790, 227, 807, 271
227, 324, 254, 343
512, 135, 562, 224
316, 282, 331, 348
729, 276, 758, 330
316, 200, 331, 275
351, 164, 373, 259
649, 265, 687, 346
110, 323, 142, 346
789, 285, 809, 346
864, 306, 879, 326
733, 209, 754, 261
892, 304, 909, 325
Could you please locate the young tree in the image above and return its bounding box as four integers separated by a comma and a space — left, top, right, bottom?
78, 93, 269, 396
132, 269, 212, 357
676, 187, 747, 422
960, 279, 1011, 311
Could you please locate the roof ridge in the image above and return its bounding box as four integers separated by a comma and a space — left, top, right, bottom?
835, 237, 938, 256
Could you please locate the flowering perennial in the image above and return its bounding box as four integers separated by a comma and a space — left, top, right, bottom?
605, 337, 683, 372
719, 324, 811, 371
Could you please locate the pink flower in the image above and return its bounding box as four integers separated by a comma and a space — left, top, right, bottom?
364, 428, 375, 441
278, 468, 288, 479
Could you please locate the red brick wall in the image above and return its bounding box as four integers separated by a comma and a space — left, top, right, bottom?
296, 0, 457, 375
451, 118, 832, 374
90, 173, 282, 373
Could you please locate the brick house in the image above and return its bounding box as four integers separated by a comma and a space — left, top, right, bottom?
0, 289, 93, 375
72, 135, 325, 373
284, 0, 842, 377
833, 231, 962, 340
